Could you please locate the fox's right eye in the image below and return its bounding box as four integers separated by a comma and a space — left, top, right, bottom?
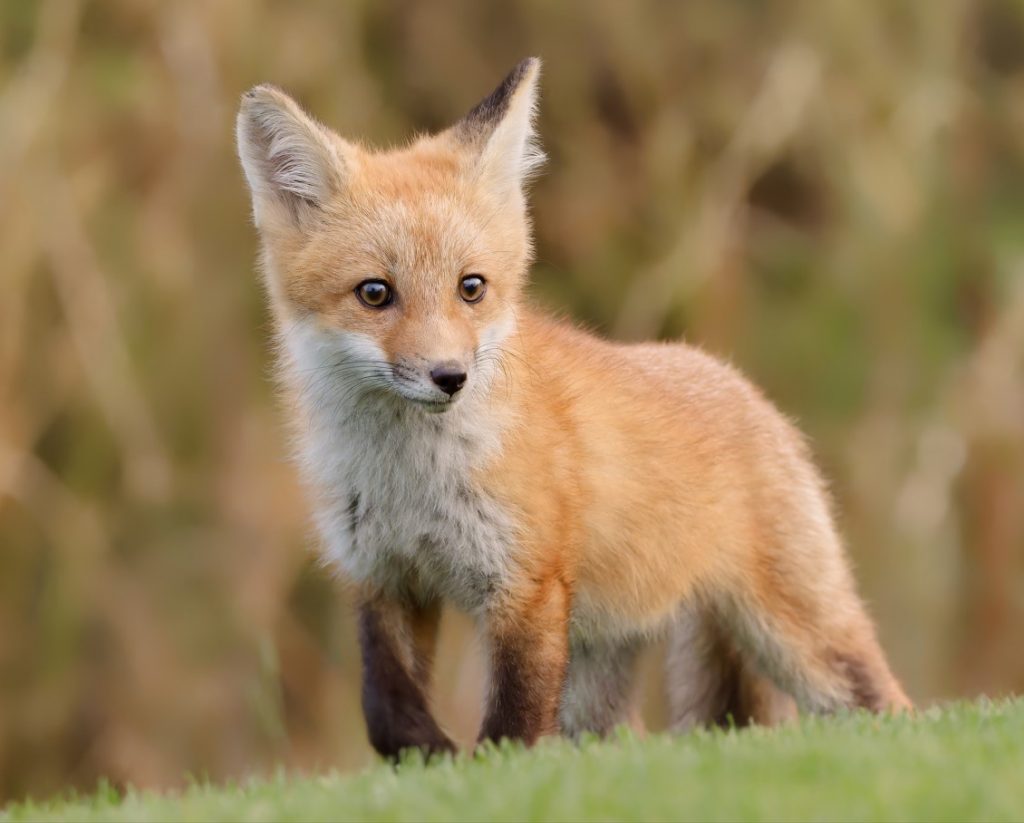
355, 280, 393, 308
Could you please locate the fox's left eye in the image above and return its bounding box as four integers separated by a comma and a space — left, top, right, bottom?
459, 274, 486, 304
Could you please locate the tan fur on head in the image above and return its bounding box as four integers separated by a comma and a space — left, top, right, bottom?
235, 66, 541, 403
237, 58, 542, 234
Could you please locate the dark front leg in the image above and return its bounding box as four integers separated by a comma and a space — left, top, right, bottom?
358, 596, 455, 760
479, 578, 571, 746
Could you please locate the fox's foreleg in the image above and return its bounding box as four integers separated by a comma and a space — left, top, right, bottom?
478, 575, 571, 746
358, 594, 455, 760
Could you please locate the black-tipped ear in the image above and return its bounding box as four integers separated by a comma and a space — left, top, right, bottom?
456, 58, 539, 142
236, 85, 348, 226
452, 58, 544, 192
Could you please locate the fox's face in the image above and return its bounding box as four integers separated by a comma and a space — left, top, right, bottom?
237, 60, 543, 411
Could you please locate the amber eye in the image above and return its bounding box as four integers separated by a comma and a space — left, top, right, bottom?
459, 274, 486, 304
355, 280, 393, 308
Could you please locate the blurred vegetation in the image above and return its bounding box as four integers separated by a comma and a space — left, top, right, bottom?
1, 0, 1023, 805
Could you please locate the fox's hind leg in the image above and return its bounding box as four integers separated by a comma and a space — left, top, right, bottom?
560, 638, 643, 738
714, 538, 912, 715
667, 604, 797, 731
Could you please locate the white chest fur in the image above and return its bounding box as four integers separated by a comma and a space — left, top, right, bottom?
285, 321, 515, 612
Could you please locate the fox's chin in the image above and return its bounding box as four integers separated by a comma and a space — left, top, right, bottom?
416, 400, 456, 414
392, 390, 460, 414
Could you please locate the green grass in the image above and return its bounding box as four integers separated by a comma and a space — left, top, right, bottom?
5, 699, 1023, 822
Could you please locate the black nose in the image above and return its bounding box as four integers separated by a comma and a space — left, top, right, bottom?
429, 364, 467, 397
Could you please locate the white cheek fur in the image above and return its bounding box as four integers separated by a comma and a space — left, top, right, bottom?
285, 321, 390, 386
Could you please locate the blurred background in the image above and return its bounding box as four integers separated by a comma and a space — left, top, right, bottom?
2, 0, 1024, 805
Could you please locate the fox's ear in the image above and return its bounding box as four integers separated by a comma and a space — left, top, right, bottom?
452, 58, 544, 196
236, 85, 348, 227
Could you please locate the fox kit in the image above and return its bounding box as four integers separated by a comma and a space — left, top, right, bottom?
237, 58, 910, 757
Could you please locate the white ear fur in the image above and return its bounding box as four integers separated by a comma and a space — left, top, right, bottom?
455, 58, 545, 195
236, 85, 346, 225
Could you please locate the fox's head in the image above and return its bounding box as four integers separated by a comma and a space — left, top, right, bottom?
237, 59, 543, 412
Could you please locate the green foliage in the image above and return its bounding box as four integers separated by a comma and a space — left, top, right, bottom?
7, 700, 1023, 823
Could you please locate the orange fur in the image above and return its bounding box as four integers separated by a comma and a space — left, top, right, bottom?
237, 59, 909, 756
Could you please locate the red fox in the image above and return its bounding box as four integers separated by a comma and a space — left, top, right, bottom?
237, 58, 911, 757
